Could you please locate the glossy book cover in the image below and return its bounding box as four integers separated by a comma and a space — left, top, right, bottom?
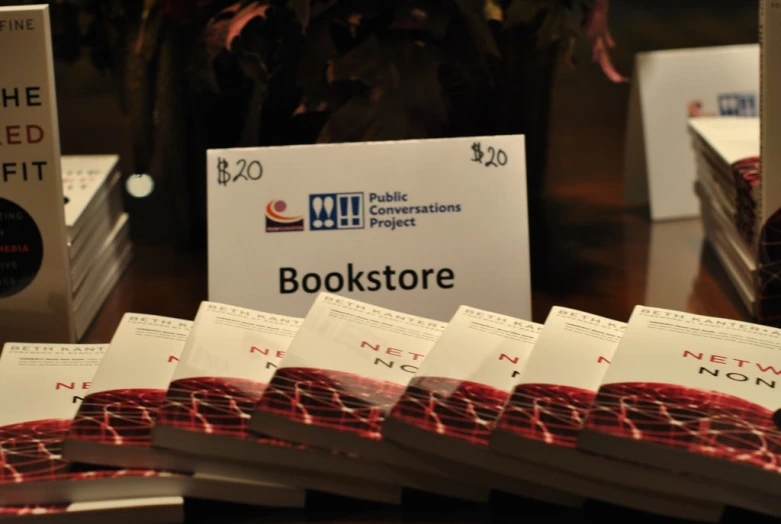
381, 306, 583, 507
151, 301, 404, 504
0, 343, 179, 506
387, 306, 541, 447
155, 302, 300, 447
580, 306, 781, 497
493, 307, 623, 449
251, 293, 446, 452
64, 314, 192, 461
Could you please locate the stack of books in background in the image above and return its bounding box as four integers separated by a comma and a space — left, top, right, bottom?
62, 155, 132, 339
4, 292, 781, 522
688, 116, 759, 313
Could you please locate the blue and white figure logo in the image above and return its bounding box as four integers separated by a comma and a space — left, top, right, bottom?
718, 93, 757, 117
309, 193, 365, 231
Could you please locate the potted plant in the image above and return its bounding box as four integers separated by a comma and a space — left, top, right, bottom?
25, 0, 623, 250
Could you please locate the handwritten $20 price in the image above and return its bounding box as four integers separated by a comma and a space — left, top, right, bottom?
471, 142, 508, 168
216, 157, 263, 186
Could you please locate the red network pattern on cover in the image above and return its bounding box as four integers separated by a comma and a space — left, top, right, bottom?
496, 384, 596, 448
586, 382, 781, 471
0, 504, 68, 515
69, 389, 164, 447
157, 377, 292, 447
0, 419, 171, 485
0, 419, 70, 483
389, 377, 509, 446
732, 156, 760, 245
258, 368, 405, 440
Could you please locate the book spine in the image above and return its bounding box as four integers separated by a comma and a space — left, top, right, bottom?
760, 0, 781, 227
757, 0, 781, 323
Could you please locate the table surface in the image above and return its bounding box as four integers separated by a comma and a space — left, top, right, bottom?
74, 2, 761, 522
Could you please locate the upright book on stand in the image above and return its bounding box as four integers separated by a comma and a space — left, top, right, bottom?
0, 6, 74, 343
757, 0, 781, 324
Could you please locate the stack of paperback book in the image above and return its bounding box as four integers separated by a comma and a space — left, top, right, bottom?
683, 1, 781, 325
688, 116, 759, 313
6, 293, 781, 522
61, 155, 132, 339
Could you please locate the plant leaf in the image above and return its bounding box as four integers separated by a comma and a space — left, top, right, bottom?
454, 0, 500, 57
135, 0, 160, 54
317, 36, 446, 143
503, 0, 547, 29
225, 1, 273, 50
288, 0, 310, 30
484, 0, 503, 22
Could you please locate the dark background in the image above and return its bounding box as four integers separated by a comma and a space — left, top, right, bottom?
52, 0, 760, 308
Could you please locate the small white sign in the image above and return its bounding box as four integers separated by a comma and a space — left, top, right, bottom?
623, 44, 759, 220
207, 136, 531, 322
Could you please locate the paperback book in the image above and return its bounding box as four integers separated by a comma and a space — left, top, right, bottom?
580, 307, 781, 506
61, 155, 131, 340
61, 155, 122, 246
687, 116, 758, 314
0, 497, 184, 524
250, 293, 489, 501
0, 5, 75, 343
382, 306, 580, 507
0, 343, 184, 506
152, 301, 401, 504
61, 313, 305, 508
488, 307, 742, 520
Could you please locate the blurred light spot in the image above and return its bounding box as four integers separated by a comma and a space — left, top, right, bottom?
126, 173, 154, 198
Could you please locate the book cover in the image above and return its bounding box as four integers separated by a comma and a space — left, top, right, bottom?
0, 5, 74, 343
383, 306, 580, 507
63, 313, 192, 467
0, 343, 183, 506
155, 303, 302, 448
251, 293, 446, 457
251, 292, 489, 501
757, 0, 781, 325
580, 307, 781, 501
489, 307, 734, 521
493, 307, 623, 451
62, 313, 304, 508
152, 301, 401, 504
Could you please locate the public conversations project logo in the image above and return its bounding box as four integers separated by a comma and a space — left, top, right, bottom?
718, 93, 757, 116
687, 93, 757, 118
265, 200, 304, 232
309, 193, 365, 231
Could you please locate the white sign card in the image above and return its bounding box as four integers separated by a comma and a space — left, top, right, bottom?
0, 6, 74, 343
623, 44, 759, 221
207, 136, 531, 322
